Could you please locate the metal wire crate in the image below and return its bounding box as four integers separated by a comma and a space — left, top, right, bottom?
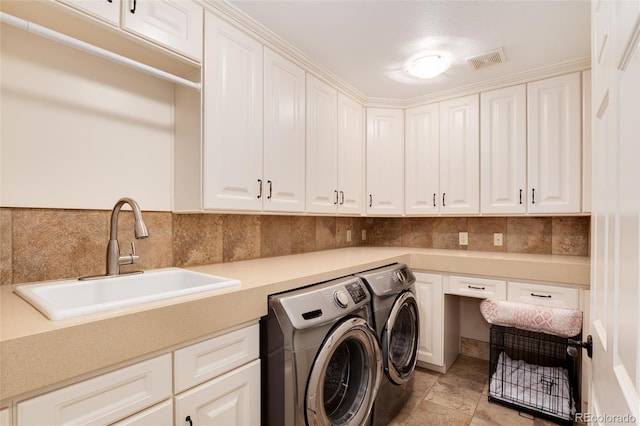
488, 325, 579, 425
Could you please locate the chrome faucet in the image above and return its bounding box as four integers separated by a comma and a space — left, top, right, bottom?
106, 197, 149, 276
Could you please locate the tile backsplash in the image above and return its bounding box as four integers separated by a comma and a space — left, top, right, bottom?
0, 208, 589, 285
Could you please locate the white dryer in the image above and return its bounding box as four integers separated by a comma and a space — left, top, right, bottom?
261, 276, 382, 425
356, 264, 420, 426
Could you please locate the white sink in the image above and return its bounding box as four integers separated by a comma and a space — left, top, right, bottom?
15, 268, 241, 320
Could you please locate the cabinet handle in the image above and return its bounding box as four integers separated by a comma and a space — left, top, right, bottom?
185, 415, 193, 426
468, 285, 486, 290
519, 189, 523, 205
334, 190, 339, 205
369, 194, 373, 207
340, 191, 345, 205
257, 179, 263, 199
267, 180, 273, 199
442, 193, 446, 207
532, 188, 536, 204
433, 193, 436, 207
107, 0, 112, 3
531, 292, 552, 298
130, 0, 136, 13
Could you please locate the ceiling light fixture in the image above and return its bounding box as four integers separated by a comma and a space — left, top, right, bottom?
406, 55, 450, 79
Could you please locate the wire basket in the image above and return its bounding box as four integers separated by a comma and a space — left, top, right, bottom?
488, 325, 579, 424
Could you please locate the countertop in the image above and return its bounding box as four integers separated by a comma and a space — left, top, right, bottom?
0, 247, 590, 403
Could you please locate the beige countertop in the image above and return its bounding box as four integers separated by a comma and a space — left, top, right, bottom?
0, 247, 590, 403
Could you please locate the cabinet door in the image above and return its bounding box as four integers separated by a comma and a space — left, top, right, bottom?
175, 360, 260, 426
366, 108, 404, 215
414, 273, 443, 366
405, 103, 440, 215
121, 0, 203, 61
306, 74, 338, 213
480, 85, 527, 214
527, 73, 581, 213
57, 0, 120, 26
203, 12, 263, 211
263, 47, 306, 213
337, 93, 364, 215
439, 94, 479, 214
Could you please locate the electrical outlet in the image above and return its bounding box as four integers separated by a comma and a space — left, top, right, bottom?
362, 230, 367, 241
459, 232, 468, 246
494, 233, 503, 246
346, 230, 352, 242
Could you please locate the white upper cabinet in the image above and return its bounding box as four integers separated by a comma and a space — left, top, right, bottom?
306, 74, 339, 213
337, 93, 365, 215
480, 85, 527, 214
439, 94, 480, 215
263, 47, 306, 213
122, 0, 204, 61
57, 0, 203, 61
405, 103, 440, 215
203, 12, 263, 211
57, 0, 120, 25
366, 108, 404, 215
306, 78, 364, 215
527, 72, 581, 214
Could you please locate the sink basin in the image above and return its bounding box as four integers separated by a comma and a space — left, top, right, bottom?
15, 268, 241, 320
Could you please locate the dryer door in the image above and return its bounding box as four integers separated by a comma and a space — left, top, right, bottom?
306, 317, 382, 426
384, 291, 419, 385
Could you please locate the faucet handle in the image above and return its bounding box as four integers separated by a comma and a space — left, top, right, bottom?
118, 241, 140, 266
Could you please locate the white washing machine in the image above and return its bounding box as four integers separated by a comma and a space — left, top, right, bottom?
356, 264, 420, 426
261, 275, 382, 425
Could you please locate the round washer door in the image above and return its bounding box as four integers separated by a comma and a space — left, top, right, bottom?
306, 317, 382, 426
383, 291, 419, 385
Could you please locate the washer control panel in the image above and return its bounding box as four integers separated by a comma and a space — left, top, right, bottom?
333, 290, 350, 308
346, 281, 367, 304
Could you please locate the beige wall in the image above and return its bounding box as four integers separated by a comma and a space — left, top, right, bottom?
0, 24, 174, 211
0, 208, 589, 285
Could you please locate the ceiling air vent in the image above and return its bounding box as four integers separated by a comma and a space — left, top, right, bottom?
466, 48, 506, 71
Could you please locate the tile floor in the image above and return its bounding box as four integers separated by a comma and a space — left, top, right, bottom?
390, 355, 572, 426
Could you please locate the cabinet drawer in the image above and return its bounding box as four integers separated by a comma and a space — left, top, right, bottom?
17, 354, 171, 425
112, 399, 173, 425
508, 281, 580, 310
446, 275, 507, 299
174, 324, 259, 393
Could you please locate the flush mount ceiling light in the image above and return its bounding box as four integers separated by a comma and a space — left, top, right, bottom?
406, 55, 450, 79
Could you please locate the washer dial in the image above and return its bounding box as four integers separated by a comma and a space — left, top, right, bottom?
333, 289, 350, 308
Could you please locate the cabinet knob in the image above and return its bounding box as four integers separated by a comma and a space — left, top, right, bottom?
442, 193, 446, 207
185, 415, 193, 426
340, 191, 345, 205
130, 0, 136, 13
257, 179, 263, 199
267, 180, 273, 199
531, 188, 536, 204
334, 190, 338, 205
433, 193, 436, 207
369, 194, 373, 207
519, 189, 523, 205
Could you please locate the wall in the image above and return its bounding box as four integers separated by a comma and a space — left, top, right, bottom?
0, 208, 588, 285
0, 23, 174, 211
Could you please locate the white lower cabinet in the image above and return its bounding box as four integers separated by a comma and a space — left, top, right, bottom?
17, 355, 172, 425
414, 272, 444, 366
0, 408, 10, 426
14, 324, 260, 426
507, 281, 580, 310
112, 400, 173, 426
174, 360, 261, 426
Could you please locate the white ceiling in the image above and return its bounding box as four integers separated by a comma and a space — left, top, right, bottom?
227, 0, 591, 101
